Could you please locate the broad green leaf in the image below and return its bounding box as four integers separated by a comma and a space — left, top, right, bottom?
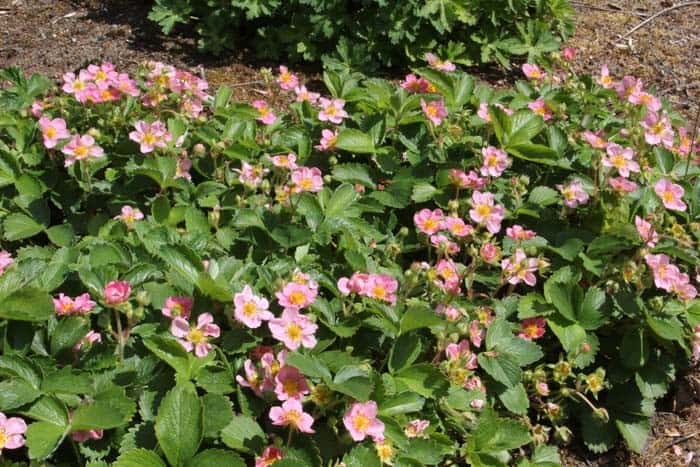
343, 445, 381, 467
615, 418, 650, 454
395, 364, 449, 398
0, 287, 54, 321
50, 316, 89, 355
335, 128, 376, 154
155, 383, 203, 467
389, 333, 422, 372
185, 449, 245, 467
202, 393, 234, 438
578, 287, 606, 330
3, 212, 44, 240
378, 392, 425, 416
496, 383, 529, 415
26, 421, 67, 460
332, 365, 374, 401
220, 415, 265, 454
72, 388, 136, 430
0, 379, 41, 410
477, 352, 521, 388
114, 449, 167, 467
400, 306, 443, 334
332, 164, 376, 189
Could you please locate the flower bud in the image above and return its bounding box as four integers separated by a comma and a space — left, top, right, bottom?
554, 425, 573, 444
193, 143, 206, 156
447, 199, 459, 213
323, 175, 332, 184
87, 128, 101, 139
135, 290, 150, 307
208, 205, 221, 228
398, 227, 410, 237
328, 156, 338, 165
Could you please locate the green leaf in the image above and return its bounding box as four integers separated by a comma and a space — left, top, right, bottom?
114, 449, 168, 467
477, 352, 521, 387
411, 182, 439, 203
578, 287, 606, 330
395, 364, 449, 398
186, 449, 245, 467
155, 383, 203, 467
0, 379, 41, 410
220, 415, 265, 454
144, 335, 191, 376
621, 328, 648, 369
615, 418, 650, 454
332, 365, 374, 401
400, 306, 443, 334
0, 287, 54, 321
50, 316, 89, 355
3, 212, 44, 240
496, 383, 529, 415
378, 392, 425, 416
335, 128, 376, 154
581, 410, 617, 453
389, 333, 422, 372
46, 224, 75, 247
332, 164, 376, 189
325, 184, 359, 218
24, 396, 69, 425
284, 352, 332, 383
528, 186, 559, 206
71, 388, 136, 430
646, 315, 683, 344
543, 278, 578, 322
343, 445, 381, 467
26, 421, 67, 460
202, 393, 234, 438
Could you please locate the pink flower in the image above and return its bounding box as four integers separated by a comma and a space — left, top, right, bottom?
0, 412, 27, 454
274, 366, 310, 401
430, 234, 460, 255
103, 281, 131, 305
38, 117, 70, 148
62, 71, 92, 102
270, 153, 298, 170
162, 296, 193, 320
480, 242, 499, 263
676, 127, 699, 158
522, 64, 546, 81
443, 216, 474, 238
629, 91, 661, 112
634, 216, 659, 247
582, 130, 607, 149
425, 53, 456, 72
276, 281, 317, 311
364, 274, 398, 304
84, 63, 117, 88
54, 293, 96, 316
557, 180, 589, 208
597, 65, 616, 89
252, 100, 277, 125
277, 66, 299, 91
175, 156, 192, 181
436, 304, 461, 322
315, 128, 338, 151
477, 103, 514, 122
114, 73, 140, 97
669, 274, 698, 301
615, 75, 642, 100
602, 143, 639, 177
469, 320, 485, 348
236, 359, 267, 396
318, 98, 348, 124
72, 429, 103, 443
413, 208, 444, 235
171, 313, 220, 357
61, 134, 104, 167
480, 146, 509, 177
291, 166, 323, 193
519, 317, 546, 340
268, 309, 318, 351
528, 99, 552, 121
294, 86, 320, 103
506, 225, 536, 241
642, 112, 674, 148
0, 251, 13, 275
421, 99, 448, 125
31, 100, 45, 118
400, 74, 431, 93
469, 191, 505, 234
129, 120, 171, 154
501, 248, 539, 286
445, 340, 478, 369
609, 177, 638, 193
116, 205, 144, 224
449, 169, 487, 190
343, 401, 385, 442
654, 178, 687, 211
256, 446, 283, 467
535, 382, 550, 396
404, 419, 430, 438
235, 161, 268, 188
234, 285, 273, 328
269, 399, 315, 433
338, 272, 370, 296
435, 259, 461, 294
562, 47, 577, 61
645, 253, 678, 291
72, 330, 101, 352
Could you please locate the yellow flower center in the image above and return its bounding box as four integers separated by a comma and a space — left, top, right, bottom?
95, 70, 107, 82
372, 285, 386, 299
283, 379, 299, 395
487, 156, 498, 167
289, 291, 307, 306
611, 155, 625, 168
524, 324, 540, 338
285, 410, 302, 426
156, 75, 169, 87
74, 145, 89, 159
476, 205, 491, 217
352, 414, 370, 432
426, 106, 438, 117
662, 191, 675, 203
652, 122, 665, 135
143, 133, 157, 146
0, 428, 6, 449
187, 328, 206, 344
325, 106, 337, 116
423, 218, 438, 231
243, 302, 257, 317
45, 127, 57, 139
287, 323, 302, 341
299, 178, 314, 191
73, 80, 85, 91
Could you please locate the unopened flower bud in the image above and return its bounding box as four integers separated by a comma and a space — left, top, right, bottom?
87, 128, 101, 139
193, 143, 206, 156
328, 156, 338, 165
135, 290, 150, 307
399, 227, 410, 237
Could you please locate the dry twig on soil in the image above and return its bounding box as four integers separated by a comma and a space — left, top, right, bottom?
623, 1, 700, 38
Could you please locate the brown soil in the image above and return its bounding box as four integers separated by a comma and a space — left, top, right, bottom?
1, 1, 699, 465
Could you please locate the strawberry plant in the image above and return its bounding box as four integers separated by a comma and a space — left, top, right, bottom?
0, 53, 697, 466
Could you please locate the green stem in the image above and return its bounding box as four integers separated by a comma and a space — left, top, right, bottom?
114, 308, 125, 362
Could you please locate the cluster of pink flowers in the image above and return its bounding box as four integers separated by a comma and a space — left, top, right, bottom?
506, 225, 536, 242
434, 258, 461, 294
414, 209, 474, 258
267, 271, 319, 350
557, 180, 589, 208
53, 293, 96, 316
425, 53, 456, 72
449, 169, 486, 190
645, 254, 697, 301
143, 61, 209, 118
501, 248, 539, 286
235, 161, 269, 188
62, 63, 139, 104
170, 312, 220, 357
337, 272, 399, 304
128, 120, 172, 153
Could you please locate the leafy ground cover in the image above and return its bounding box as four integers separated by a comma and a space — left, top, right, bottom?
0, 42, 698, 467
